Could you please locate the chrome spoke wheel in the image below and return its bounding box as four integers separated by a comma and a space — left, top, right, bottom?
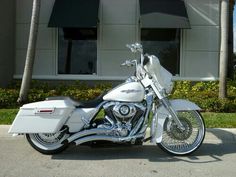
26, 128, 69, 154
158, 111, 205, 155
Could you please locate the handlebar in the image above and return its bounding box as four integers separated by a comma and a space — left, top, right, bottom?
123, 43, 152, 70
122, 43, 156, 83
123, 43, 169, 96
121, 60, 137, 67
126, 43, 143, 53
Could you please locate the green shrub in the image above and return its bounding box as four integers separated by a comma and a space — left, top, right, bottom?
0, 88, 19, 108
171, 81, 236, 112
0, 81, 112, 108
0, 80, 236, 112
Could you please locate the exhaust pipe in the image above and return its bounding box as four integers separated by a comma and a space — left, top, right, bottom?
62, 128, 114, 145
73, 134, 144, 146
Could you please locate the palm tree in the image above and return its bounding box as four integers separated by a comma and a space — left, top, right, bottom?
227, 0, 234, 79
17, 0, 41, 103
219, 0, 229, 99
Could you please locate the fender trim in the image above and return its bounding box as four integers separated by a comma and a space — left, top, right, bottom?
169, 99, 201, 111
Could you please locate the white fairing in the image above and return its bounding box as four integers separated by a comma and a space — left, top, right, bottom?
154, 99, 201, 143
8, 100, 75, 134
103, 82, 145, 102
144, 55, 173, 93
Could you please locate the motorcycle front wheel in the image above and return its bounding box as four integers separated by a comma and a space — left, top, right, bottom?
158, 110, 205, 156
26, 129, 69, 155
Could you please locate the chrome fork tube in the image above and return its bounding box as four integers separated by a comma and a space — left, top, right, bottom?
160, 98, 185, 131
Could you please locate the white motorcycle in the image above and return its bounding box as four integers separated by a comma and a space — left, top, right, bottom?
9, 43, 205, 155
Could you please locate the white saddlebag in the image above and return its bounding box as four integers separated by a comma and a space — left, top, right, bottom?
8, 100, 75, 134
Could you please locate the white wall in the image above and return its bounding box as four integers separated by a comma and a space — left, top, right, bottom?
98, 0, 138, 77
181, 0, 220, 79
15, 0, 56, 77
14, 0, 221, 81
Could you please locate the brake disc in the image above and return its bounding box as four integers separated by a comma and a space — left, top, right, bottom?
166, 117, 193, 141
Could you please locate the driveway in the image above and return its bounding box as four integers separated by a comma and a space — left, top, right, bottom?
0, 126, 236, 177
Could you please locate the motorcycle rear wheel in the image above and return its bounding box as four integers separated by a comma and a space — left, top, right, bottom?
157, 110, 205, 156
26, 129, 69, 155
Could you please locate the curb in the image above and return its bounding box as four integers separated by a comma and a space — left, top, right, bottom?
1, 125, 236, 142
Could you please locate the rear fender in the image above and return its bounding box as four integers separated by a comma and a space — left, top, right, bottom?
153, 99, 201, 143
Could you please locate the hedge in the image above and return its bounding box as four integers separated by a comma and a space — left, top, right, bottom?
0, 80, 236, 112
171, 81, 236, 112
0, 81, 112, 109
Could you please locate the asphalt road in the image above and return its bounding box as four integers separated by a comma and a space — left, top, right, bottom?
0, 126, 236, 177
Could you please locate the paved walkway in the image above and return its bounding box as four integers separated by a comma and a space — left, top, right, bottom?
0, 125, 236, 177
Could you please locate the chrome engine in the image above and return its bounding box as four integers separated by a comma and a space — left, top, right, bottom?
113, 103, 137, 121
97, 102, 146, 137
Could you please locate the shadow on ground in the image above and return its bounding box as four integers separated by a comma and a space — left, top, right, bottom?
52, 129, 236, 163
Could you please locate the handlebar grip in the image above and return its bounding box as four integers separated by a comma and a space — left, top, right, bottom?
126, 44, 132, 49
121, 62, 126, 66
121, 60, 137, 67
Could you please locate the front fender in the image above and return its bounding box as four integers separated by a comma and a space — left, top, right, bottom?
168, 99, 201, 111
154, 99, 201, 143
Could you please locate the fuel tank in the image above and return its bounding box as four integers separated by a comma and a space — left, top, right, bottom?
103, 82, 145, 102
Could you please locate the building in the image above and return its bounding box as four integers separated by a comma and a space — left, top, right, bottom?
0, 0, 234, 87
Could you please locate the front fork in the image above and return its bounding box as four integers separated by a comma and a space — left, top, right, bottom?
149, 81, 185, 131
160, 97, 185, 131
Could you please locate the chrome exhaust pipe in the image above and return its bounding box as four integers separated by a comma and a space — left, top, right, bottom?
62, 128, 114, 144
73, 134, 144, 146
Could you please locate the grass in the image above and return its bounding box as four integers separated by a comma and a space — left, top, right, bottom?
202, 112, 236, 128
0, 109, 18, 125
0, 109, 236, 128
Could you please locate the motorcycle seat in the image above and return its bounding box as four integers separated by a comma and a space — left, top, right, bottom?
46, 92, 107, 108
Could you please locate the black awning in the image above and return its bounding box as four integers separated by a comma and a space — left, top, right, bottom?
48, 0, 100, 28
139, 0, 190, 28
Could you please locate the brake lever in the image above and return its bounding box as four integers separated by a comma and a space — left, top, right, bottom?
121, 60, 136, 67
121, 62, 127, 66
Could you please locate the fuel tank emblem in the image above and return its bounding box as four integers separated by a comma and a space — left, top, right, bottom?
121, 89, 142, 94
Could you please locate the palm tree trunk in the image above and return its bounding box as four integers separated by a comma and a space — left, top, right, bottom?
228, 0, 235, 79
219, 0, 229, 99
17, 0, 41, 104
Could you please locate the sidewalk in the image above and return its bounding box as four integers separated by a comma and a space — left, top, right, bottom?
1, 125, 236, 143
1, 126, 236, 177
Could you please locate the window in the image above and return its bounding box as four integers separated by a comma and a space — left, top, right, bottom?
58, 28, 97, 75
141, 29, 180, 75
